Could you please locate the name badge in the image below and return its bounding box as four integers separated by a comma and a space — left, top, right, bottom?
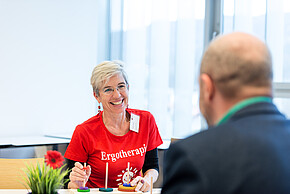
130, 113, 140, 133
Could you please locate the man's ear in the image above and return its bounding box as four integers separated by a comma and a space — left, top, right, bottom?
200, 73, 215, 101
93, 92, 101, 103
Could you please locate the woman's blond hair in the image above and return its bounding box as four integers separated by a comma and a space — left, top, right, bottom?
90, 60, 129, 96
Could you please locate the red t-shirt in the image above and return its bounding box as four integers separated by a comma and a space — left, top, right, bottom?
64, 108, 163, 188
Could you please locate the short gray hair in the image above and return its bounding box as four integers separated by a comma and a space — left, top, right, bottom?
90, 60, 129, 96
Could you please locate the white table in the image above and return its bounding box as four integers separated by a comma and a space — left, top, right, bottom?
0, 135, 71, 157
0, 136, 70, 148
0, 188, 162, 193
45, 132, 73, 140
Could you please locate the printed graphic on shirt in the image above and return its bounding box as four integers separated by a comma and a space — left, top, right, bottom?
116, 166, 138, 185
101, 144, 147, 162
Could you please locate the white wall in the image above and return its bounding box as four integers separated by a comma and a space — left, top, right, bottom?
0, 0, 99, 137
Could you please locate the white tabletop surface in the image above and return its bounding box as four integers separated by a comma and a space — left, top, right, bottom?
0, 136, 70, 147
45, 132, 73, 140
0, 188, 162, 193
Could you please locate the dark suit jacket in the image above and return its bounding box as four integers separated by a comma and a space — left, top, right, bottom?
162, 102, 290, 194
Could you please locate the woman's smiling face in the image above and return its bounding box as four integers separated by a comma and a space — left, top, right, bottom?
95, 73, 129, 114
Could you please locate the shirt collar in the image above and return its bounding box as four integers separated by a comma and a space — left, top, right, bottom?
216, 96, 272, 126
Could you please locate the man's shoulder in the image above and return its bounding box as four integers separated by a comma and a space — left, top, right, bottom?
184, 125, 227, 142
170, 124, 237, 153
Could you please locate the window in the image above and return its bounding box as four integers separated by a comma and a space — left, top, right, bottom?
100, 0, 206, 140
223, 0, 290, 118
98, 0, 290, 141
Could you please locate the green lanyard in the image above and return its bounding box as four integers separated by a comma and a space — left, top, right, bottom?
217, 96, 272, 126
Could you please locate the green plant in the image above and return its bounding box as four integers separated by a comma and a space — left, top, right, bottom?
23, 151, 70, 194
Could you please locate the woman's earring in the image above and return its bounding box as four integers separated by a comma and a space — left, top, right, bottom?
98, 103, 101, 113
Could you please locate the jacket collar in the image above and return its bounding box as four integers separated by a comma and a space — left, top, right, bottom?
217, 96, 272, 126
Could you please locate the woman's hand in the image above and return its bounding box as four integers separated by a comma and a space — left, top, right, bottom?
68, 162, 91, 189
130, 176, 151, 192
130, 169, 159, 192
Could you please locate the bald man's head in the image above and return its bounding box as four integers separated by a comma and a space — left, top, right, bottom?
200, 32, 273, 99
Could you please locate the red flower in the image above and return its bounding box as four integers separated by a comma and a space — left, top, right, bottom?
44, 150, 65, 169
